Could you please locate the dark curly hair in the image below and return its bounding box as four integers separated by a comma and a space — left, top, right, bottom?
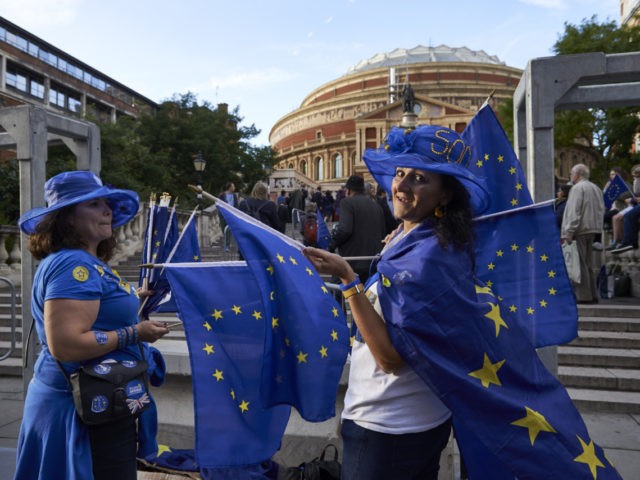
27, 205, 116, 261
432, 175, 475, 261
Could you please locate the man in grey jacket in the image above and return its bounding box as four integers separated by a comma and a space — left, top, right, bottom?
561, 164, 604, 303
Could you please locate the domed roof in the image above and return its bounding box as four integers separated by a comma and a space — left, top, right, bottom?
346, 45, 504, 74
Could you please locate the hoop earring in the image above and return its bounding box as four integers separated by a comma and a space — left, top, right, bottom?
434, 205, 445, 218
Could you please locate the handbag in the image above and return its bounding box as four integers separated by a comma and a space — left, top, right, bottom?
57, 350, 151, 426
562, 241, 581, 283
282, 444, 341, 480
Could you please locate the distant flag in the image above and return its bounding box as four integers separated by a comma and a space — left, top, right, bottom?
216, 199, 350, 421
462, 103, 533, 214
603, 174, 630, 210
316, 209, 331, 250
164, 262, 290, 474
462, 104, 577, 347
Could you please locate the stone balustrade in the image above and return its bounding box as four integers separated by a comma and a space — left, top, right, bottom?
0, 204, 222, 287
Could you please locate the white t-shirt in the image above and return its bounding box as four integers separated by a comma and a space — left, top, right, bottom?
342, 229, 451, 434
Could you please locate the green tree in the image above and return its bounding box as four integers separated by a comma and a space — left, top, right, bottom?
553, 16, 640, 185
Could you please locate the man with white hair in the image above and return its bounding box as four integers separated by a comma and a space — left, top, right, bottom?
561, 164, 604, 303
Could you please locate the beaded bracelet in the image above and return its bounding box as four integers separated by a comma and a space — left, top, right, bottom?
339, 275, 361, 292
115, 328, 126, 349
131, 325, 139, 345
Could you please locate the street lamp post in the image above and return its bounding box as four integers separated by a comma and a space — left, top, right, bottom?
193, 152, 207, 211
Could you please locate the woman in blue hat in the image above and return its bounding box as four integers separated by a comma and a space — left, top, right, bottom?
304, 126, 489, 479
14, 171, 170, 480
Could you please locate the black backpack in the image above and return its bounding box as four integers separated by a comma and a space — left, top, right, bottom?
282, 444, 341, 480
246, 201, 266, 222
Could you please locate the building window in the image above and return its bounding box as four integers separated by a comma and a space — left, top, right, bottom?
30, 80, 45, 99
300, 160, 307, 176
316, 130, 322, 141
6, 71, 27, 92
49, 88, 66, 108
288, 162, 294, 169
315, 156, 324, 181
68, 95, 82, 113
333, 153, 342, 179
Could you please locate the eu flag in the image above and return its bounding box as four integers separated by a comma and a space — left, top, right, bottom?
603, 174, 630, 210
164, 262, 290, 473
474, 202, 578, 347
217, 200, 350, 421
316, 208, 331, 250
462, 103, 533, 214
376, 222, 622, 479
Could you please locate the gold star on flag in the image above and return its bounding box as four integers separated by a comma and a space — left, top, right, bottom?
331, 329, 339, 341
511, 244, 519, 251
573, 436, 605, 478
475, 285, 493, 296
488, 262, 495, 270
526, 245, 534, 253
540, 254, 549, 262
509, 305, 517, 312
468, 353, 505, 388
230, 389, 235, 399
155, 240, 161, 247
496, 249, 504, 257
511, 198, 518, 206
289, 256, 298, 265
203, 321, 212, 331
252, 310, 262, 320
276, 254, 285, 263
321, 285, 329, 293
382, 276, 391, 287
193, 254, 199, 261
319, 345, 328, 358
332, 307, 339, 317
497, 154, 504, 162
548, 270, 556, 278
484, 303, 508, 337
476, 160, 483, 168
270, 291, 275, 301
232, 305, 242, 315
306, 267, 314, 275
511, 407, 557, 445
285, 338, 290, 347
296, 351, 308, 363
509, 166, 516, 175
266, 265, 274, 275
486, 280, 493, 288
211, 309, 223, 320
239, 400, 250, 413
213, 369, 224, 381
527, 307, 535, 315
516, 183, 523, 191
272, 317, 279, 328
539, 299, 548, 308
484, 153, 490, 160
203, 343, 215, 355
157, 444, 172, 456
548, 287, 557, 296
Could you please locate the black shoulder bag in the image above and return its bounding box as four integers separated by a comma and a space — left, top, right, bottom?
56, 343, 150, 426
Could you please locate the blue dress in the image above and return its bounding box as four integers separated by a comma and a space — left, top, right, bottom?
14, 249, 148, 480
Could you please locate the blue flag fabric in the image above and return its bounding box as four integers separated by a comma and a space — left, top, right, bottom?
603, 174, 630, 210
164, 262, 290, 475
316, 209, 331, 250
462, 103, 533, 214
376, 222, 622, 479
217, 200, 350, 421
474, 203, 578, 347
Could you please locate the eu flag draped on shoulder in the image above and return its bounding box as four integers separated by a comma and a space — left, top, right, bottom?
603, 174, 630, 210
363, 124, 621, 479
462, 103, 577, 348
316, 208, 331, 250
215, 199, 350, 420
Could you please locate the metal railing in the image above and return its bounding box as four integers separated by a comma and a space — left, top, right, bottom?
0, 276, 17, 361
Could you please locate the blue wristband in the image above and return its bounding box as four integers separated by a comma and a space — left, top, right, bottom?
339, 275, 361, 292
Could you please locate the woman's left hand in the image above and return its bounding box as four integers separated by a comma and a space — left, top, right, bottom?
303, 247, 355, 282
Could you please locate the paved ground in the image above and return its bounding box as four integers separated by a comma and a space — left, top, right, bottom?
1, 374, 639, 479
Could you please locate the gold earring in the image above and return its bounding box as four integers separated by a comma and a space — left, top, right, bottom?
434, 205, 445, 218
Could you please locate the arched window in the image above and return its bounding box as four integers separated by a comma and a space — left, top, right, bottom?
288, 162, 294, 169
333, 153, 342, 179
315, 156, 324, 181
300, 160, 307, 176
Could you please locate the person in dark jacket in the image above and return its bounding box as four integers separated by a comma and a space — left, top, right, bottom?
239, 182, 284, 233
330, 175, 386, 281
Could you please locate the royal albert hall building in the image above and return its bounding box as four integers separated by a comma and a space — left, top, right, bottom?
269, 45, 523, 191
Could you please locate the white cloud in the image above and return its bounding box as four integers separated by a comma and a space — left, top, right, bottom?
0, 0, 80, 28
324, 16, 333, 24
203, 68, 300, 91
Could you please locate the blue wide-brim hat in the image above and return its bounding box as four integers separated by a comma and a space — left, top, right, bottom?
363, 125, 490, 216
18, 170, 140, 235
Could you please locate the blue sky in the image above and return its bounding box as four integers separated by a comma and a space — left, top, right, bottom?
0, 0, 620, 146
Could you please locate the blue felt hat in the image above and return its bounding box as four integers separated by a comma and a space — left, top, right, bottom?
363, 125, 490, 216
18, 170, 140, 235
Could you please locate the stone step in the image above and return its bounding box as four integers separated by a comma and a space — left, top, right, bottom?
578, 304, 640, 319
0, 356, 22, 376
578, 316, 640, 333
558, 346, 640, 369
0, 326, 23, 342
568, 330, 640, 349
559, 365, 640, 391
566, 387, 640, 414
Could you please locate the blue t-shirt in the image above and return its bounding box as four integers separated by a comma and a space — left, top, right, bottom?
32, 248, 141, 384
